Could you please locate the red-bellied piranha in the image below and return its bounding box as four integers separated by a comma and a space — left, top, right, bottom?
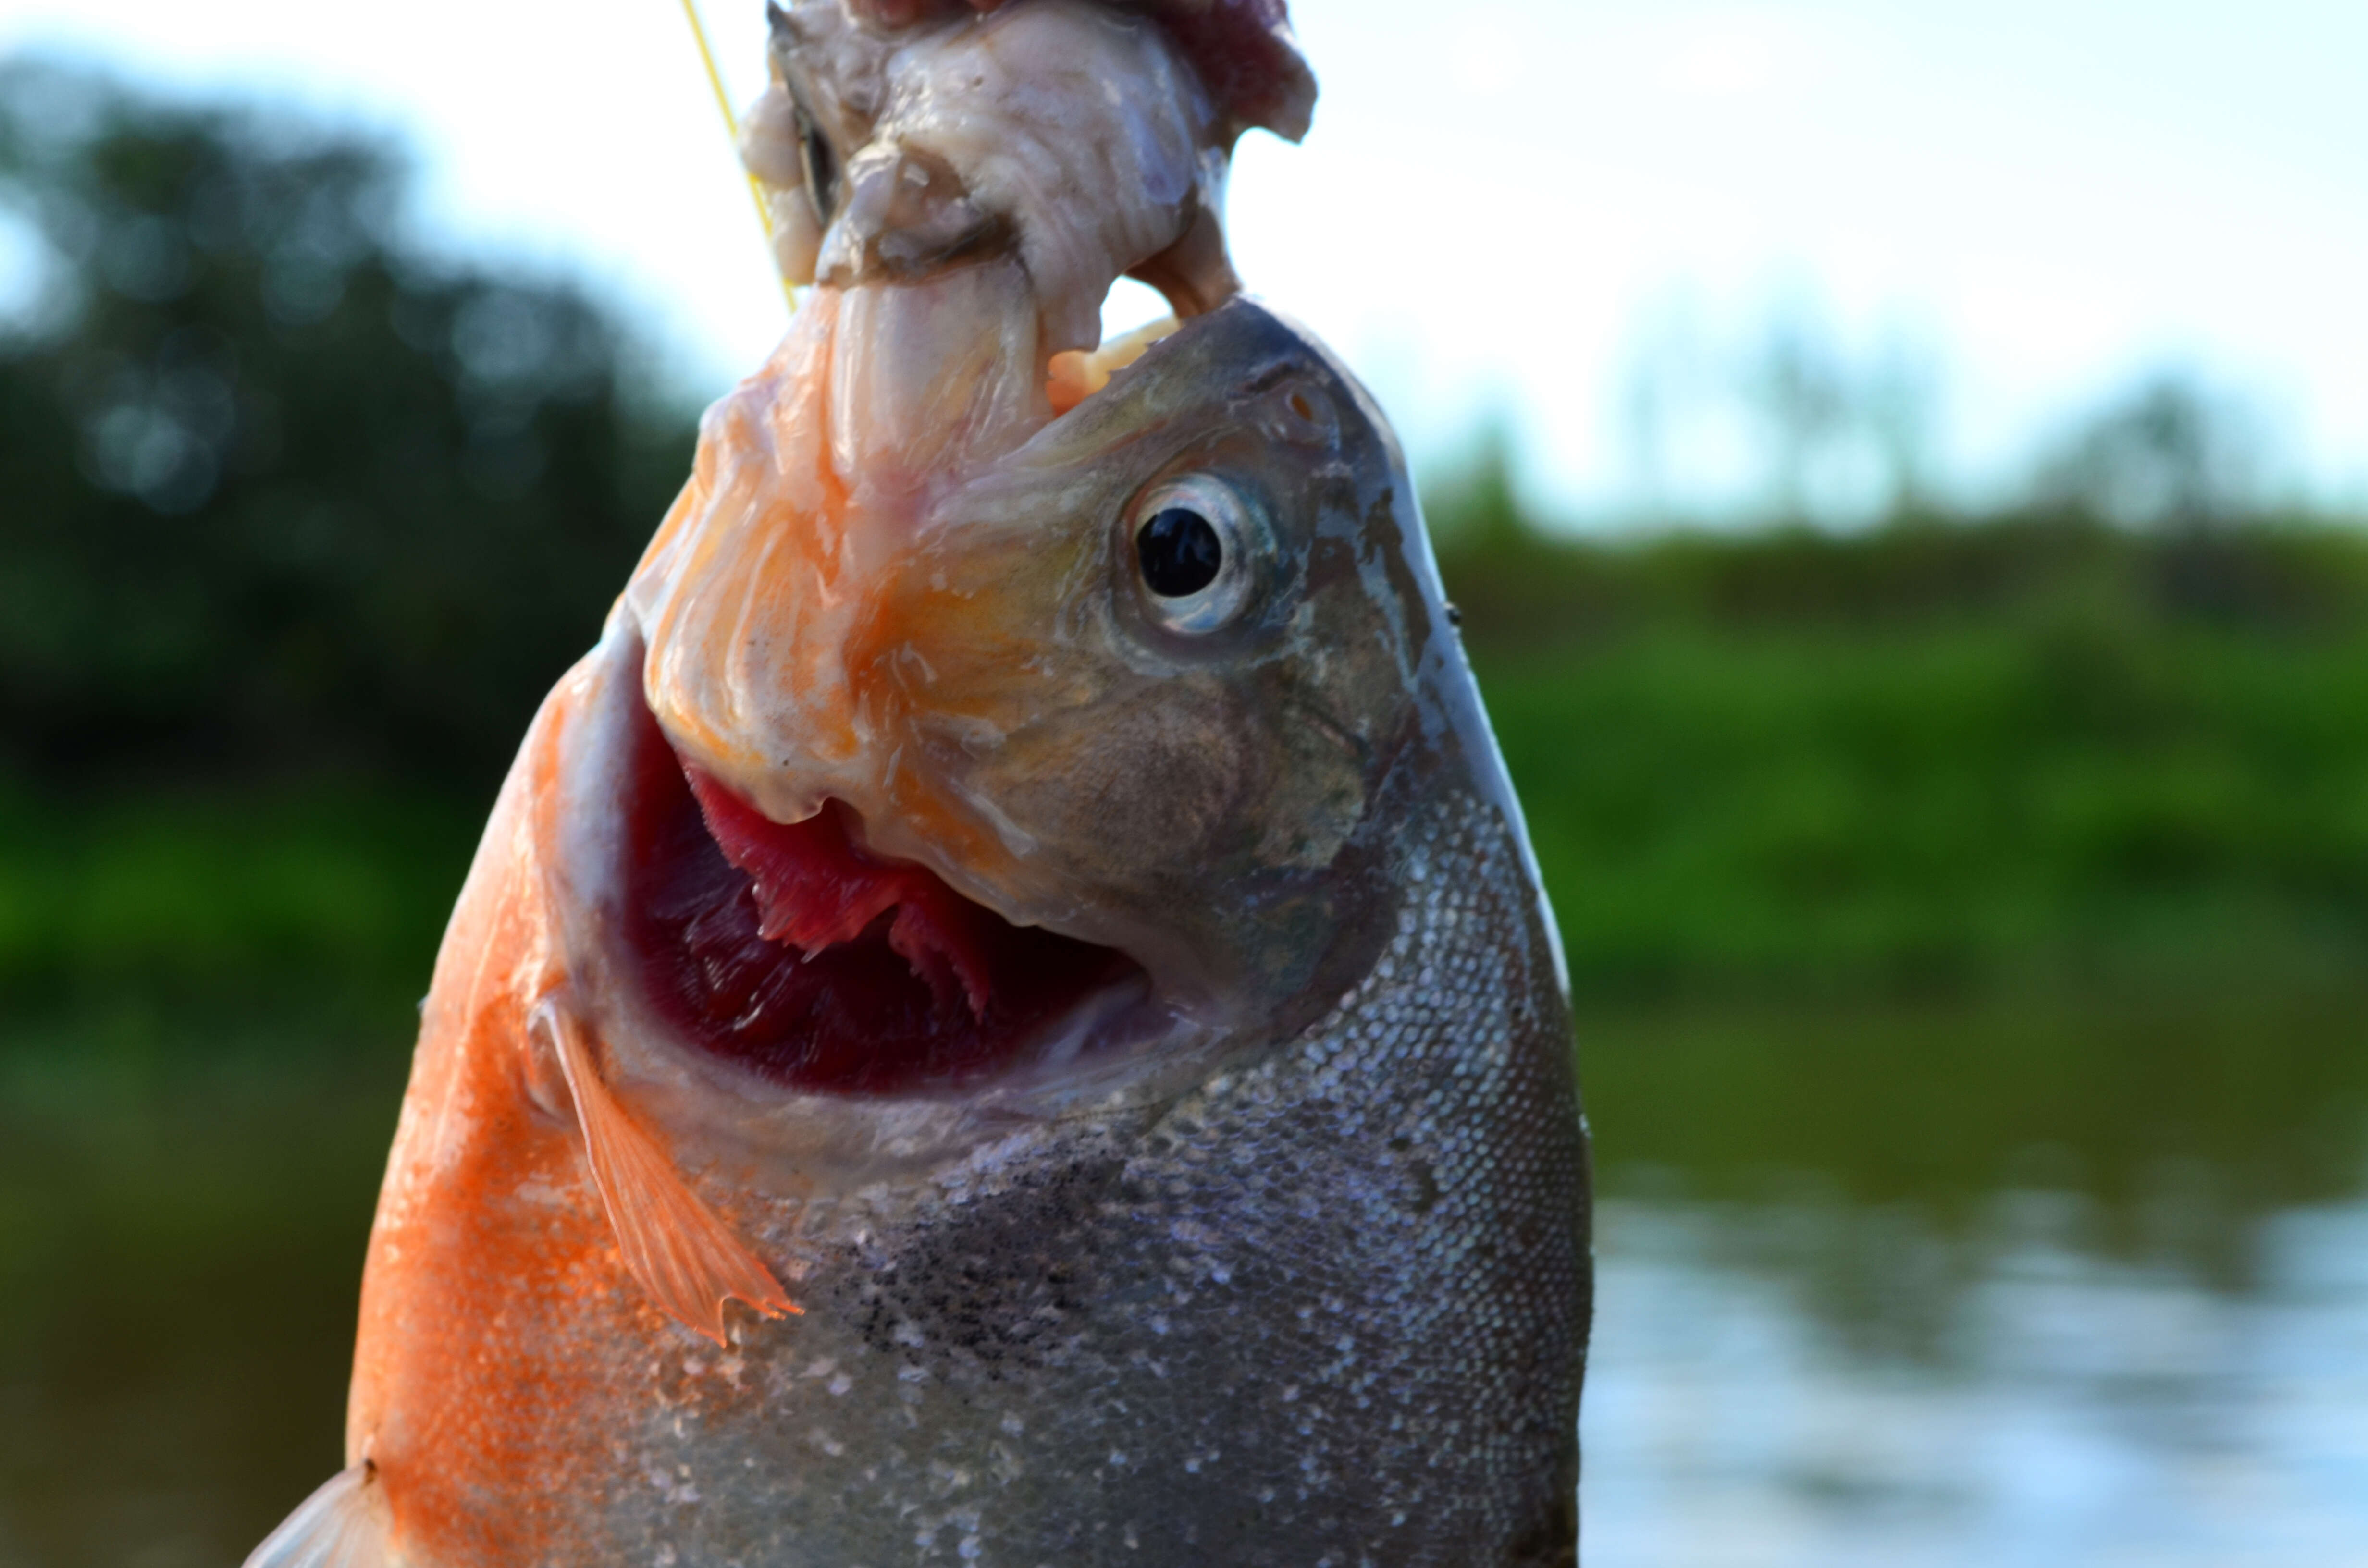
247, 2, 1589, 1562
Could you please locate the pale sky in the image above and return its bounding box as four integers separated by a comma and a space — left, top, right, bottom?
4, 0, 2364, 521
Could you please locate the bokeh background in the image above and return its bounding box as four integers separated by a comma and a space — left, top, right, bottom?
3, 2, 2366, 1564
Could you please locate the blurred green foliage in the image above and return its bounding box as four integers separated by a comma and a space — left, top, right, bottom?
0, 782, 472, 1013
1474, 589, 2368, 1001
0, 59, 695, 793
1422, 436, 2368, 1000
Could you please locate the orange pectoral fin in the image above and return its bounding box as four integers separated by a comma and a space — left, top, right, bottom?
542, 1003, 799, 1344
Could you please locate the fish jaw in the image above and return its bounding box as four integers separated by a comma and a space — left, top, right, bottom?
485, 607, 1177, 1115
622, 264, 1051, 837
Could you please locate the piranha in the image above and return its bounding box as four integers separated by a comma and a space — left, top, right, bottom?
248, 2, 1588, 1564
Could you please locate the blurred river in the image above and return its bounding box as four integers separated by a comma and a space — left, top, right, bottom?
1587, 1193, 2368, 1566
0, 998, 2363, 1565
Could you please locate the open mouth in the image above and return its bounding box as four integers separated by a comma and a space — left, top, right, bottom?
617, 684, 1144, 1096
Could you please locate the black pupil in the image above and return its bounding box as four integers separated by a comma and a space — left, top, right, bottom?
1136, 508, 1223, 598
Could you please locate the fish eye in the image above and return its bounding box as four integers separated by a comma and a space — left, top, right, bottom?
795, 106, 839, 223
1126, 475, 1265, 635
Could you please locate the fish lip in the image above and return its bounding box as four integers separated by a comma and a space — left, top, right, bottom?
549, 613, 1212, 1159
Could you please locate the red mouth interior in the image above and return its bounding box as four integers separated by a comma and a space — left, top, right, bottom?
623, 698, 1139, 1094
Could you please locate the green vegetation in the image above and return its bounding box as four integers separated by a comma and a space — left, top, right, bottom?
1422, 441, 2368, 1001
0, 784, 473, 1014
1467, 549, 2368, 1002
0, 59, 694, 795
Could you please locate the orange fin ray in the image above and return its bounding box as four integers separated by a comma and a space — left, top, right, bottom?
545, 1003, 799, 1344
242, 1463, 391, 1568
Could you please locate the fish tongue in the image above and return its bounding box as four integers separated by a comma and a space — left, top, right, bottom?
825, 259, 1047, 502
684, 767, 994, 1020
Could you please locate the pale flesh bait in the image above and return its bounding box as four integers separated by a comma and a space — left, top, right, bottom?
249, 3, 1588, 1563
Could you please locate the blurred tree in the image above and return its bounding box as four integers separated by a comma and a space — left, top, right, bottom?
1422, 415, 1531, 558
0, 60, 698, 796
2033, 372, 2269, 531
1863, 326, 1944, 515
1613, 289, 1946, 527
1744, 301, 1853, 519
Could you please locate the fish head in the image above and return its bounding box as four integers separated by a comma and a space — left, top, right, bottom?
856, 297, 1435, 1023
615, 296, 1496, 1103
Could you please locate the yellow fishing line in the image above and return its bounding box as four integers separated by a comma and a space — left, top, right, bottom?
678, 0, 797, 314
